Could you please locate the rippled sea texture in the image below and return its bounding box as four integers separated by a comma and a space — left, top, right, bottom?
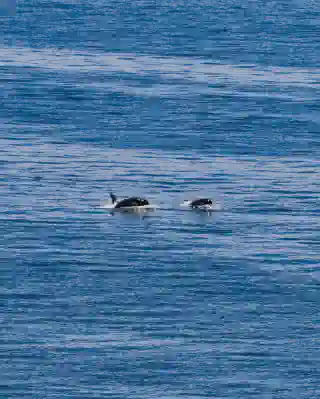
1, 1, 319, 398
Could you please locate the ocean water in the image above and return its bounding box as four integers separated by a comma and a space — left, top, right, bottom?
1, 1, 319, 398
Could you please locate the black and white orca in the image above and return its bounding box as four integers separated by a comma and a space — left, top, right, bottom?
181, 198, 215, 210
190, 198, 213, 209
110, 193, 150, 209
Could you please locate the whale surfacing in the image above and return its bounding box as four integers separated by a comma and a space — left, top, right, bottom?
180, 197, 220, 211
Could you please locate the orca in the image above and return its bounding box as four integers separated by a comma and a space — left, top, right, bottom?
110, 193, 150, 209
181, 198, 215, 210
190, 198, 213, 209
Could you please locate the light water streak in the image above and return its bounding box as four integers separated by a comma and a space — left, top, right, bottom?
1, 46, 319, 89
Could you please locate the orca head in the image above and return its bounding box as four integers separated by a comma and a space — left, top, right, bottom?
137, 198, 149, 206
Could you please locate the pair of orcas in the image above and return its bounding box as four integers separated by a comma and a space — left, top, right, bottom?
109, 193, 215, 211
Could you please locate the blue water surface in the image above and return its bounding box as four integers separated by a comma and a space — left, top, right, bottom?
0, 1, 319, 398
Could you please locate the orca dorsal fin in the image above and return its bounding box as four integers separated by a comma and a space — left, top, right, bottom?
110, 193, 117, 204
